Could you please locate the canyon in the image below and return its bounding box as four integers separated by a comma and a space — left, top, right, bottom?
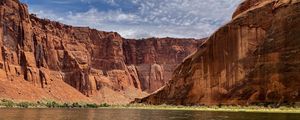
139, 0, 300, 105
2, 0, 299, 106
0, 0, 202, 104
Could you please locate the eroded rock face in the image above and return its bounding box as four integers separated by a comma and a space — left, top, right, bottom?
123, 38, 202, 93
139, 0, 300, 105
0, 0, 201, 104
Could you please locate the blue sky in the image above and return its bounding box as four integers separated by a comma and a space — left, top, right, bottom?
20, 0, 242, 39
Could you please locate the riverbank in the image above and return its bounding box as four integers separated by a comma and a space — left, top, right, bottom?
1, 99, 300, 113
0, 99, 109, 108
112, 104, 300, 113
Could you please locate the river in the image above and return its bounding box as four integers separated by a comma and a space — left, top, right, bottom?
0, 108, 299, 120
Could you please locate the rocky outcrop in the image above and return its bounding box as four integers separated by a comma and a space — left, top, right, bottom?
139, 0, 300, 105
123, 38, 202, 93
0, 0, 201, 104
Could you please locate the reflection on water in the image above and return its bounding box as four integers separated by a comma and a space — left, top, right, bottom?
0, 108, 299, 120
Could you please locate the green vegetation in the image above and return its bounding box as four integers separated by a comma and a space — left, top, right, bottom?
0, 99, 14, 108
46, 101, 61, 108
0, 99, 110, 109
85, 103, 99, 108
99, 103, 110, 107
109, 103, 300, 113
0, 99, 300, 113
16, 102, 32, 108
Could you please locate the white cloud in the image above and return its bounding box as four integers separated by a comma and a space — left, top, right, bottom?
29, 0, 242, 39
60, 8, 141, 28
105, 0, 117, 6
29, 9, 66, 21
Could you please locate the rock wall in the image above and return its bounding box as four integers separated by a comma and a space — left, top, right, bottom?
139, 0, 300, 105
0, 0, 201, 104
123, 38, 201, 93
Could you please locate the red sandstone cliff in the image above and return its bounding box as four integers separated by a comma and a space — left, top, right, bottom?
139, 0, 300, 105
0, 0, 201, 104
123, 38, 202, 93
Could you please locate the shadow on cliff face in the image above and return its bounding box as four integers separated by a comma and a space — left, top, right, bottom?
137, 0, 300, 106
277, 4, 300, 102
224, 3, 300, 106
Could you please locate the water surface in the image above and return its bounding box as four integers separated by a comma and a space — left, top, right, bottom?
0, 108, 299, 120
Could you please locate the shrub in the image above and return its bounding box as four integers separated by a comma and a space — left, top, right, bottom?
17, 102, 31, 108
60, 103, 70, 108
86, 103, 98, 108
72, 102, 82, 108
0, 99, 14, 108
217, 104, 223, 108
99, 103, 110, 107
46, 101, 60, 108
